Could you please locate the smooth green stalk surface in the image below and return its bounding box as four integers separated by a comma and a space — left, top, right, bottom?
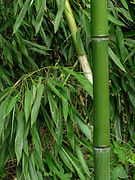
91, 0, 110, 179
93, 39, 109, 146
94, 147, 110, 180
91, 0, 108, 36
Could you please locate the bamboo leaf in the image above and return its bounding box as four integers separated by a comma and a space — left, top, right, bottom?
31, 84, 44, 126
82, 13, 91, 38
10, 106, 15, 141
5, 96, 17, 117
115, 112, 122, 142
124, 47, 135, 63
61, 147, 86, 180
42, 108, 57, 140
64, 68, 93, 96
0, 87, 11, 103
35, 0, 46, 34
37, 171, 44, 180
59, 149, 74, 172
33, 151, 45, 172
47, 81, 62, 98
0, 100, 8, 137
45, 149, 66, 179
24, 89, 32, 123
75, 143, 90, 177
120, 0, 128, 9
66, 109, 74, 149
29, 159, 38, 180
116, 26, 127, 62
108, 13, 126, 26
48, 90, 58, 125
0, 66, 13, 86
13, 0, 31, 34
55, 103, 63, 155
74, 112, 92, 141
35, 0, 42, 11
23, 39, 50, 50
15, 111, 24, 164
54, 0, 65, 33
109, 47, 126, 72
22, 152, 28, 179
61, 90, 68, 121
31, 125, 42, 158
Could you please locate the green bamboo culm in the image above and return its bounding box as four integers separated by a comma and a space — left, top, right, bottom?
91, 0, 110, 179
64, 0, 93, 84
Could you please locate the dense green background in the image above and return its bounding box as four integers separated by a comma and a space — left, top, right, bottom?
0, 0, 135, 179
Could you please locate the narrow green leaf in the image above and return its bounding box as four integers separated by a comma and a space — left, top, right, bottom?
127, 88, 135, 109
54, 0, 65, 33
0, 87, 11, 103
22, 152, 28, 179
29, 47, 49, 55
24, 89, 32, 123
15, 111, 24, 164
45, 149, 65, 179
74, 113, 92, 141
115, 112, 122, 142
59, 149, 74, 172
47, 81, 62, 98
23, 139, 29, 156
109, 47, 126, 72
61, 147, 86, 180
0, 140, 9, 172
31, 84, 44, 126
35, 0, 42, 11
108, 13, 126, 26
116, 26, 127, 62
124, 47, 135, 63
64, 68, 93, 96
37, 171, 43, 180
0, 100, 8, 137
10, 106, 15, 141
33, 151, 45, 172
66, 109, 74, 149
0, 66, 13, 86
47, 90, 58, 125
23, 39, 50, 50
75, 143, 90, 177
82, 13, 91, 38
76, 31, 85, 55
31, 125, 42, 158
55, 103, 63, 155
13, 0, 31, 34
29, 159, 38, 180
120, 0, 128, 9
35, 0, 46, 34
125, 0, 135, 23
5, 96, 17, 117
42, 108, 57, 140
61, 90, 68, 121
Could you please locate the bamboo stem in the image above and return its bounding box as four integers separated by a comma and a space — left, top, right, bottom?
64, 0, 93, 84
94, 147, 110, 180
91, 0, 110, 179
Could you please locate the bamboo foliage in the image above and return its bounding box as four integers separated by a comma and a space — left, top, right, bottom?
0, 0, 135, 179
